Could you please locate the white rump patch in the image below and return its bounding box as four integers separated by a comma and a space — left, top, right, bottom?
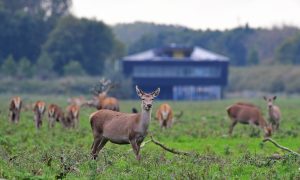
161, 111, 169, 120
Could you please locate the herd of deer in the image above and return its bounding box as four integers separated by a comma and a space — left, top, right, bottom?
6, 80, 281, 161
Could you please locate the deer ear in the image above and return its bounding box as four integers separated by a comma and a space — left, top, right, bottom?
273, 96, 277, 100
136, 85, 143, 97
151, 88, 160, 98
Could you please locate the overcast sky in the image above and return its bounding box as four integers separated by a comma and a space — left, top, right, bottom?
71, 0, 300, 30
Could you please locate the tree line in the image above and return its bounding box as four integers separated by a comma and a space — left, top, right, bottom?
0, 0, 124, 78
114, 22, 300, 66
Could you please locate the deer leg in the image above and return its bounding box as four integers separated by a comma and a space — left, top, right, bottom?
167, 120, 173, 128
16, 111, 20, 123
95, 138, 108, 155
229, 121, 237, 136
9, 111, 13, 122
276, 123, 279, 131
159, 120, 164, 129
91, 136, 102, 160
11, 112, 16, 123
130, 139, 141, 161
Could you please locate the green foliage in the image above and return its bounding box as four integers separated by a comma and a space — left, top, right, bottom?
42, 15, 117, 75
276, 33, 300, 64
1, 55, 16, 76
35, 52, 55, 79
0, 0, 71, 18
18, 57, 33, 78
0, 1, 56, 64
228, 65, 300, 93
247, 49, 259, 65
63, 60, 86, 76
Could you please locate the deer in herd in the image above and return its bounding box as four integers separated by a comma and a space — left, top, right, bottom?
156, 103, 174, 128
226, 102, 272, 137
263, 96, 281, 131
66, 104, 80, 128
9, 96, 22, 123
88, 78, 120, 111
90, 85, 160, 160
33, 101, 46, 129
67, 96, 86, 107
48, 104, 65, 128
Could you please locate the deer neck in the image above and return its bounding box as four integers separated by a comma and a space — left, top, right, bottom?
138, 106, 151, 133
268, 106, 275, 116
259, 116, 268, 129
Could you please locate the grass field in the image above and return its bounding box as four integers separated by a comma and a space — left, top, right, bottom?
1, 95, 300, 179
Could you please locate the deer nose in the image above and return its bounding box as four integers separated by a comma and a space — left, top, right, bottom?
147, 104, 152, 108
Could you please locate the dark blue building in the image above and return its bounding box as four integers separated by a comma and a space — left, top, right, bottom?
122, 45, 229, 100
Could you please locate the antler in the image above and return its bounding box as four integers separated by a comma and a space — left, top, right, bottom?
91, 78, 116, 96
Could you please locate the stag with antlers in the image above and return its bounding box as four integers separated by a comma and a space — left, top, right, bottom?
87, 78, 120, 112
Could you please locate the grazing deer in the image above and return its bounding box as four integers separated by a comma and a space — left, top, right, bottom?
263, 96, 281, 131
66, 104, 80, 128
90, 85, 160, 160
226, 102, 272, 137
48, 104, 65, 128
33, 101, 46, 129
156, 103, 174, 128
9, 96, 22, 123
90, 78, 120, 111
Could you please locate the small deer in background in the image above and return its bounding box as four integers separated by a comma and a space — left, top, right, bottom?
48, 104, 65, 128
33, 101, 46, 129
66, 104, 80, 128
226, 102, 272, 137
90, 78, 120, 111
9, 96, 22, 123
67, 96, 86, 107
156, 103, 173, 128
90, 85, 160, 160
263, 96, 281, 131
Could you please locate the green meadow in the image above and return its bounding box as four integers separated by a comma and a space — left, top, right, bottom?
1, 95, 300, 179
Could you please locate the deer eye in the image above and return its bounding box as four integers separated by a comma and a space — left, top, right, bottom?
142, 98, 145, 100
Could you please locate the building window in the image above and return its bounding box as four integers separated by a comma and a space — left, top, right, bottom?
133, 65, 221, 78
173, 86, 221, 100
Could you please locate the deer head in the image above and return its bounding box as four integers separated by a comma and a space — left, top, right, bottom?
263, 96, 277, 109
263, 124, 272, 137
136, 86, 160, 111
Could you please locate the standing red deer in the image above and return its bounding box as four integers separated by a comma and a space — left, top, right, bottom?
263, 96, 281, 131
90, 86, 160, 160
66, 104, 80, 128
226, 102, 272, 137
156, 103, 174, 128
48, 104, 65, 128
9, 96, 22, 123
33, 100, 46, 129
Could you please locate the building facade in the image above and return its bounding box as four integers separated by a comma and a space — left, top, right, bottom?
122, 45, 229, 100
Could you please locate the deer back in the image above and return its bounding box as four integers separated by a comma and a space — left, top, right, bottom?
101, 97, 119, 111
227, 104, 264, 126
